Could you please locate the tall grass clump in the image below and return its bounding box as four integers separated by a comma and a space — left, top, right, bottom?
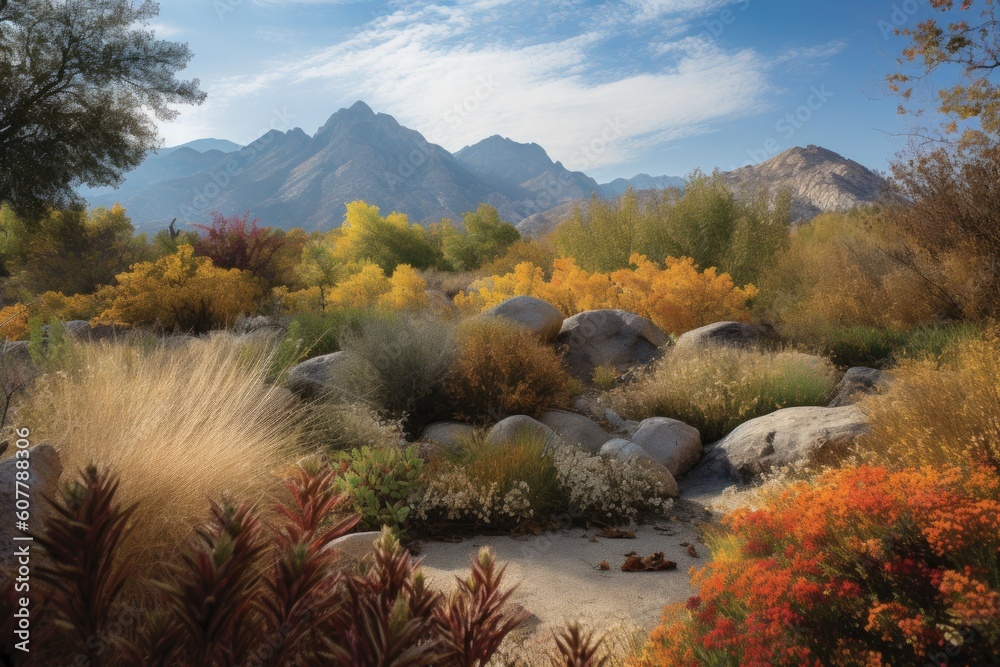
858, 330, 1000, 470
16, 336, 302, 570
337, 313, 456, 432
613, 345, 838, 441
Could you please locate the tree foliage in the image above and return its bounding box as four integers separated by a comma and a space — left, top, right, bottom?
192, 211, 300, 290
0, 203, 148, 295
554, 177, 789, 285
336, 200, 442, 273
889, 0, 1000, 143
440, 204, 520, 271
0, 0, 205, 216
93, 244, 259, 333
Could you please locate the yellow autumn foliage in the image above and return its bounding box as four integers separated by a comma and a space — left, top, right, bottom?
456, 254, 757, 334
0, 303, 30, 341
38, 291, 101, 322
326, 263, 429, 311
93, 244, 259, 333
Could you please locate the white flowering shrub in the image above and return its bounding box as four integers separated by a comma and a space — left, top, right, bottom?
409, 434, 671, 531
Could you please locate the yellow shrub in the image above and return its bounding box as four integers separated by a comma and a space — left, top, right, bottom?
858, 331, 1000, 469
0, 303, 29, 340
93, 244, 259, 333
38, 291, 100, 322
456, 254, 757, 334
378, 264, 429, 311
271, 285, 325, 314
326, 263, 429, 311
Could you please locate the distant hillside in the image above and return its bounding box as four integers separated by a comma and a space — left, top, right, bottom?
599, 174, 685, 197
517, 146, 887, 237
157, 139, 244, 156
724, 145, 886, 221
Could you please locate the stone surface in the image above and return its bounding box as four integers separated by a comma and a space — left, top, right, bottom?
537, 410, 613, 455
421, 422, 478, 452
0, 444, 62, 569
556, 310, 668, 381
327, 531, 381, 568
599, 439, 679, 497
828, 367, 891, 408
286, 351, 354, 399
714, 405, 868, 482
631, 418, 703, 477
674, 321, 763, 351
483, 296, 564, 342
486, 415, 560, 448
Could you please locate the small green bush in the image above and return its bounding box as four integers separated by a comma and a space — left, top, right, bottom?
613, 345, 837, 441
334, 444, 424, 532
799, 323, 985, 368
302, 402, 404, 453
338, 314, 457, 431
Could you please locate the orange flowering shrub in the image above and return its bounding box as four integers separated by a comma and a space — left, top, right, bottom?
636, 465, 1000, 666
0, 303, 29, 340
455, 255, 757, 334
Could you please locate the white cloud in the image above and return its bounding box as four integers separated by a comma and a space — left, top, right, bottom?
170, 0, 774, 170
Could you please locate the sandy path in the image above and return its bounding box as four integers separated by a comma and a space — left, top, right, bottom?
416, 500, 715, 636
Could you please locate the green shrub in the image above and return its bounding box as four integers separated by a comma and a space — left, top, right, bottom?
442, 318, 573, 423
268, 307, 373, 382
337, 313, 457, 431
302, 402, 404, 453
334, 444, 424, 532
796, 322, 985, 369
613, 345, 838, 441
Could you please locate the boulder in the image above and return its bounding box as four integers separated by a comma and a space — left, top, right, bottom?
286, 351, 354, 399
714, 406, 868, 482
675, 321, 763, 350
421, 422, 477, 452
483, 296, 564, 342
556, 310, 668, 381
0, 444, 62, 568
486, 415, 560, 448
326, 531, 381, 568
537, 410, 613, 454
828, 367, 891, 408
631, 417, 703, 477
599, 439, 679, 497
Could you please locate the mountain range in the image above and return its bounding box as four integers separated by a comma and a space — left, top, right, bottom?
80, 101, 887, 235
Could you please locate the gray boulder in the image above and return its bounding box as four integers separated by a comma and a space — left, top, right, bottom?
537, 410, 613, 455
599, 439, 679, 497
1, 444, 62, 568
326, 531, 381, 568
715, 405, 868, 482
631, 417, 703, 477
421, 422, 477, 452
286, 351, 354, 399
828, 367, 891, 407
675, 321, 763, 350
486, 415, 560, 448
483, 296, 564, 342
557, 310, 667, 381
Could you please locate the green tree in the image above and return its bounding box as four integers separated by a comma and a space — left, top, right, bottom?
337, 201, 442, 273
0, 0, 205, 217
0, 203, 149, 295
442, 204, 520, 270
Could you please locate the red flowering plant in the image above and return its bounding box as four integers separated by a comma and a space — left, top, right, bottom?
635, 465, 1000, 666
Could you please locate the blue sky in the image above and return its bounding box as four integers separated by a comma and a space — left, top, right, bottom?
151, 0, 946, 182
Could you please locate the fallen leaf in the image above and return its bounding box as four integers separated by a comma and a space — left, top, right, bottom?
598, 560, 610, 571
621, 552, 677, 572
588, 535, 599, 543
687, 544, 699, 558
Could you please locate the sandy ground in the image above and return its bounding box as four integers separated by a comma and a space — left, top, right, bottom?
416, 499, 717, 638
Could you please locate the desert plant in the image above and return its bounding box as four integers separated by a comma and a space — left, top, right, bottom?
0, 303, 28, 341
93, 244, 260, 334
443, 318, 573, 423
335, 444, 425, 531
858, 331, 1000, 471
32, 466, 136, 666
192, 210, 293, 288
636, 465, 1000, 665
303, 401, 404, 453
15, 336, 302, 571
337, 313, 457, 430
552, 622, 609, 667
613, 345, 838, 441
